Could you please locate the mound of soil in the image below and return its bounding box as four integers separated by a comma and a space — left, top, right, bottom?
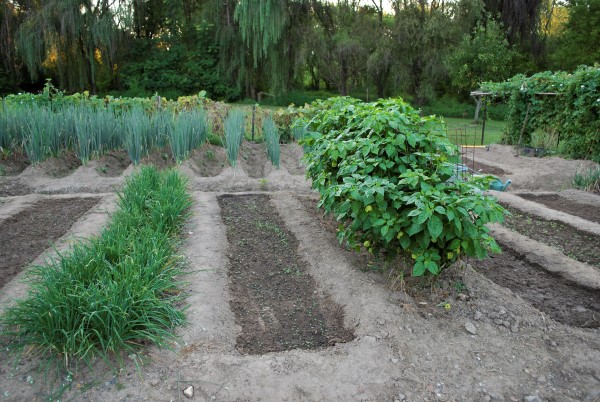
472, 247, 600, 328
141, 147, 176, 170
0, 153, 30, 176
94, 150, 131, 177
34, 151, 81, 178
0, 197, 100, 289
188, 144, 228, 177
218, 194, 354, 354
517, 193, 600, 224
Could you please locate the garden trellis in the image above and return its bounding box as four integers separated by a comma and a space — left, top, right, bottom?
479, 66, 600, 162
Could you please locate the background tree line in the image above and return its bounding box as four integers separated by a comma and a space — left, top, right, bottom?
1, 0, 598, 106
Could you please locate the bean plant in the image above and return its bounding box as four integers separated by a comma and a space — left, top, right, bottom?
297, 97, 506, 276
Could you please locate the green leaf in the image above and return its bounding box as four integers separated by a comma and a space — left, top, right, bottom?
425, 260, 439, 275
413, 261, 426, 276
427, 215, 443, 240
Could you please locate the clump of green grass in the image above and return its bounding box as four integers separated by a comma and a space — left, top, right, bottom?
263, 116, 280, 168
573, 166, 600, 193
1, 167, 192, 374
224, 110, 245, 167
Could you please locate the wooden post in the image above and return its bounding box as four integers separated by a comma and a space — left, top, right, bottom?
251, 104, 256, 142
480, 99, 487, 145
515, 103, 532, 157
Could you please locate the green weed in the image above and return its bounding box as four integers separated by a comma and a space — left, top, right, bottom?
573, 166, 600, 193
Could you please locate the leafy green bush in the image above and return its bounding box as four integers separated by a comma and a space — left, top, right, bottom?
1, 167, 191, 372
297, 97, 505, 276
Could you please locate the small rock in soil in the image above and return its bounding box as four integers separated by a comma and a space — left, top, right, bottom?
150, 378, 160, 386
523, 395, 542, 402
390, 358, 399, 364
465, 322, 477, 335
395, 394, 406, 401
511, 324, 519, 333
584, 390, 600, 401
183, 385, 194, 398
474, 311, 483, 321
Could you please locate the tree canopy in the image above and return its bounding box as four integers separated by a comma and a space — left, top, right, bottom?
0, 0, 597, 102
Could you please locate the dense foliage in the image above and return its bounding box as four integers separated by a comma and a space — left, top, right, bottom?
1, 167, 192, 371
481, 66, 600, 162
0, 85, 286, 165
2, 0, 595, 106
297, 97, 505, 276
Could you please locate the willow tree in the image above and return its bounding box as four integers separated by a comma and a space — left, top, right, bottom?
16, 0, 119, 93
206, 0, 309, 99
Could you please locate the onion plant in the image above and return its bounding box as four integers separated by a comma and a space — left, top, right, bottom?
263, 116, 280, 168
123, 107, 153, 164
1, 167, 192, 373
224, 110, 245, 167
170, 109, 207, 163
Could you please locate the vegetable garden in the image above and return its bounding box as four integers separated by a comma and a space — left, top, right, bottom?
0, 94, 599, 401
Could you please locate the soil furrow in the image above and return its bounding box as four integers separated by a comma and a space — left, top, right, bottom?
0, 197, 100, 289
517, 193, 600, 224
472, 247, 600, 328
501, 204, 600, 268
218, 193, 354, 354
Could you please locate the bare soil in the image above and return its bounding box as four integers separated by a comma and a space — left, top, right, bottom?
0, 197, 100, 288
188, 144, 228, 177
501, 204, 600, 268
238, 142, 271, 178
0, 153, 30, 176
0, 180, 32, 197
471, 248, 600, 328
218, 194, 354, 354
463, 157, 507, 177
1, 141, 600, 401
141, 147, 176, 170
93, 150, 131, 177
28, 151, 82, 178
517, 193, 600, 224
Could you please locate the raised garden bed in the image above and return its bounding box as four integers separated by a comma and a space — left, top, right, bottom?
516, 193, 600, 224
0, 197, 100, 288
218, 194, 354, 354
472, 247, 600, 328
501, 204, 600, 268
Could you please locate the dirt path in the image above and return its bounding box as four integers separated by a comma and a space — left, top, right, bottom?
0, 143, 599, 401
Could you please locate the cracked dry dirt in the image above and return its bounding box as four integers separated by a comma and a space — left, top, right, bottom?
0, 143, 599, 401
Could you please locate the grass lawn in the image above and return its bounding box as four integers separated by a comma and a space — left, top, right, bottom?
442, 117, 506, 146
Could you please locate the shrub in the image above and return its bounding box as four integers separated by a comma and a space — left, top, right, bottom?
297, 97, 505, 276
